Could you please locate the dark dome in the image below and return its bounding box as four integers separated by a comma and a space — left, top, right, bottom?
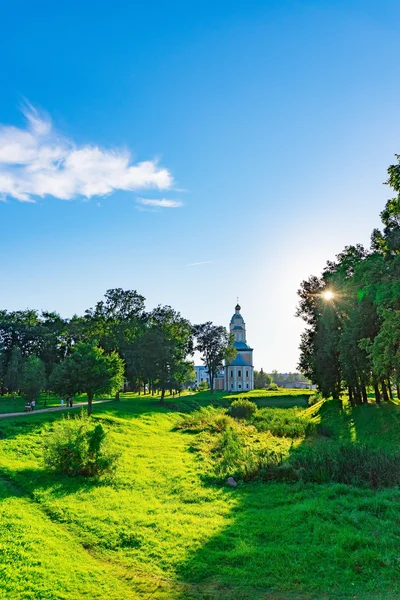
235, 303, 241, 311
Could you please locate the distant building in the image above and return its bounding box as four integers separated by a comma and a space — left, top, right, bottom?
214, 303, 254, 392
194, 365, 209, 386
193, 365, 224, 388
195, 303, 254, 392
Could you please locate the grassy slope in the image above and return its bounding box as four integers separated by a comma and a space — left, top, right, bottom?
1, 394, 400, 599
0, 388, 313, 415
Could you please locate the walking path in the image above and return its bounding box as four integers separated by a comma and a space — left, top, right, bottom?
0, 399, 114, 419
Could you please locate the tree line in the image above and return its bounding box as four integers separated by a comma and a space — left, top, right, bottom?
297, 155, 400, 405
0, 289, 235, 413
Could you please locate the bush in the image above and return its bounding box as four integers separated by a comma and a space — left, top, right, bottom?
216, 428, 289, 481
308, 392, 323, 406
176, 406, 228, 432
251, 408, 315, 438
229, 398, 257, 420
43, 411, 119, 477
268, 383, 279, 391
290, 441, 400, 488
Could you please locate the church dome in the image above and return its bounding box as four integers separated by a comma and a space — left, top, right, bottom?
235, 303, 241, 311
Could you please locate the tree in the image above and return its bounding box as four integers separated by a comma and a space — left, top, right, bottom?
254, 368, 272, 389
145, 306, 193, 401
50, 343, 124, 415
20, 355, 46, 403
297, 156, 400, 403
4, 346, 24, 392
194, 322, 236, 394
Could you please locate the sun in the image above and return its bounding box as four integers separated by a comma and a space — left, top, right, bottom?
322, 290, 334, 301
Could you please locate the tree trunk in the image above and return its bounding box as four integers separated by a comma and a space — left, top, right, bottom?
353, 383, 361, 405
361, 385, 368, 404
115, 390, 120, 401
381, 380, 389, 402
348, 386, 354, 406
160, 388, 165, 403
374, 383, 381, 404
138, 379, 141, 395
388, 380, 394, 401
397, 384, 400, 400
87, 391, 93, 416
209, 368, 214, 394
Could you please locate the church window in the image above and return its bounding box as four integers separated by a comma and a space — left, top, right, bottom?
246, 370, 249, 377
238, 384, 242, 389
238, 370, 241, 377
231, 383, 234, 389
246, 384, 249, 389
230, 370, 233, 377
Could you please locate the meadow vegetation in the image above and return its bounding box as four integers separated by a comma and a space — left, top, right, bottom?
2, 391, 400, 599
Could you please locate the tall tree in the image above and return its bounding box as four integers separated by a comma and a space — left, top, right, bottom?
254, 368, 272, 389
4, 346, 24, 392
50, 343, 124, 415
194, 322, 236, 394
20, 356, 46, 403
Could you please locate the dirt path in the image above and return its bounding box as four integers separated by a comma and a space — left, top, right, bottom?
0, 398, 114, 419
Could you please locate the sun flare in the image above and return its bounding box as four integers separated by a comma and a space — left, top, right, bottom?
322, 290, 334, 301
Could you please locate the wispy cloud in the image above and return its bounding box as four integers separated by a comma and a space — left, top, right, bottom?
0, 102, 173, 202
136, 197, 183, 208
186, 260, 213, 267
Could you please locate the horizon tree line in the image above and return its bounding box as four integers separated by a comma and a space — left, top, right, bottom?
297, 154, 400, 404
0, 289, 236, 412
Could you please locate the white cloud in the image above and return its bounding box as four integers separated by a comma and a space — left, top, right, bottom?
136, 197, 183, 208
0, 103, 173, 202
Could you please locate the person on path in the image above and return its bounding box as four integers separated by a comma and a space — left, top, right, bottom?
61, 398, 64, 407
31, 399, 35, 410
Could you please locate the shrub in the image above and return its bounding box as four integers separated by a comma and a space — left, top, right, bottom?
215, 428, 289, 481
43, 411, 119, 477
251, 408, 315, 438
290, 441, 400, 488
229, 398, 257, 420
308, 392, 323, 406
268, 383, 279, 391
176, 407, 228, 432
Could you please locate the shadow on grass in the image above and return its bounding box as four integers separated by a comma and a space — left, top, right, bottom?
173, 399, 400, 600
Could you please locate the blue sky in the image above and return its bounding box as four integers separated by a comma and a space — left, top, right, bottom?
1, 0, 399, 371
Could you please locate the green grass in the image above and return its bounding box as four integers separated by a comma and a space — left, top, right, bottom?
1, 392, 400, 599
0, 392, 90, 414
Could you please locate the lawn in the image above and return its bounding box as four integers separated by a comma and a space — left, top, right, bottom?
1, 392, 400, 599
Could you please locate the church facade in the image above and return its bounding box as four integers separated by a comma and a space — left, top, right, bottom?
214, 303, 254, 392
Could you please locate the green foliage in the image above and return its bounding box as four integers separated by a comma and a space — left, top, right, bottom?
194, 321, 236, 393
251, 407, 316, 437
229, 398, 257, 419
43, 411, 118, 477
4, 345, 24, 392
20, 355, 46, 402
198, 380, 209, 390
50, 342, 124, 414
253, 368, 272, 389
268, 382, 279, 391
177, 406, 227, 432
290, 442, 400, 488
297, 157, 400, 402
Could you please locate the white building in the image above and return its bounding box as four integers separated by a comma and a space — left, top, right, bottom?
211, 303, 254, 392
194, 365, 209, 386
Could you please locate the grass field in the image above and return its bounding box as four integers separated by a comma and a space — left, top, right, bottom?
0, 388, 313, 415
1, 392, 400, 599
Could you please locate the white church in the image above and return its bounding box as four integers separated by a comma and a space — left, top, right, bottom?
195, 303, 254, 392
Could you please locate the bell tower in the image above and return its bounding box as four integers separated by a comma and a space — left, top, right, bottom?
224, 302, 254, 392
